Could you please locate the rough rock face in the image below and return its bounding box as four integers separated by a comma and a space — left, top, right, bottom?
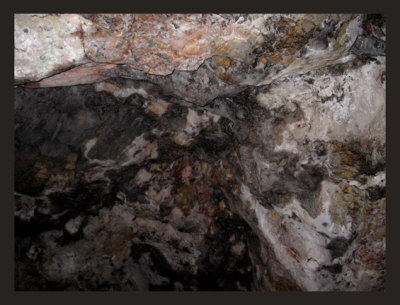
14, 14, 386, 291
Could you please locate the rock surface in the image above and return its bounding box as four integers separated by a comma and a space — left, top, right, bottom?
14, 14, 385, 291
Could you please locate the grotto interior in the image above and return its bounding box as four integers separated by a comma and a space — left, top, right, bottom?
14, 14, 386, 291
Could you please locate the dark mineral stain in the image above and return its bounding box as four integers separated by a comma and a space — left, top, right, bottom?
323, 263, 343, 274
327, 237, 349, 259
327, 233, 357, 260
367, 186, 386, 201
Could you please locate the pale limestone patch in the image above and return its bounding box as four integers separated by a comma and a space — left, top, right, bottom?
83, 135, 158, 183
256, 59, 385, 155
173, 109, 219, 146
239, 183, 336, 291
65, 215, 84, 235
133, 168, 153, 186
14, 14, 88, 82
94, 81, 149, 98
147, 99, 171, 116
145, 184, 173, 206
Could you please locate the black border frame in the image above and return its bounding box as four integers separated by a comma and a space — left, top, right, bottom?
3, 1, 397, 303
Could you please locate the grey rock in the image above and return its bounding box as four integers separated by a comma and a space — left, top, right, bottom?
14, 13, 385, 292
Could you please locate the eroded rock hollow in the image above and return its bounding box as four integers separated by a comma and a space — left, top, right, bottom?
14, 14, 386, 291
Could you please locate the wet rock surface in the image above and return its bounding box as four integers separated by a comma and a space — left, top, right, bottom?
14, 14, 385, 291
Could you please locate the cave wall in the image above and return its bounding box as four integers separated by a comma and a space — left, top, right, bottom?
14, 14, 386, 291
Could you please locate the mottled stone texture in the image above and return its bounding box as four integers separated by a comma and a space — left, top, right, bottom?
14, 14, 385, 291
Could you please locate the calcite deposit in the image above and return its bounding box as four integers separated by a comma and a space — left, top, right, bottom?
14, 14, 386, 291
